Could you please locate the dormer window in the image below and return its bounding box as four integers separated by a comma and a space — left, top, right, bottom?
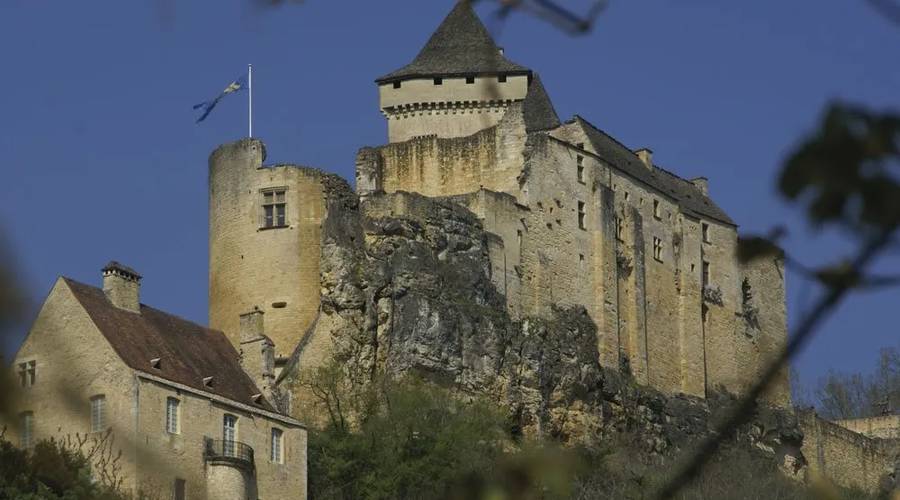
261, 188, 287, 229
433, 77, 443, 85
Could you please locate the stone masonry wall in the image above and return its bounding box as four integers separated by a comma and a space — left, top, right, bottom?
209, 138, 354, 359
799, 410, 899, 493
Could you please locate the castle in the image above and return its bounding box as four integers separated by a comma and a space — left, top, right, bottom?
5, 3, 829, 499
209, 1, 790, 405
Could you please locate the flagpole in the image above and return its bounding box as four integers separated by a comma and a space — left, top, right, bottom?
248, 64, 253, 138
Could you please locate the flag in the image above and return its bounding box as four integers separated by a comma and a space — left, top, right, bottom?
193, 73, 248, 124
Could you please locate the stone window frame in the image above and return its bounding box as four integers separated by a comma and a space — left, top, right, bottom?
653, 199, 661, 220
392, 81, 401, 89
702, 260, 711, 288
576, 155, 585, 184
465, 76, 475, 84
615, 217, 625, 242
652, 236, 664, 262
498, 74, 507, 83
165, 397, 181, 435
260, 187, 288, 230
90, 395, 107, 433
702, 222, 711, 244
271, 427, 284, 464
20, 411, 34, 449
433, 77, 443, 86
17, 360, 35, 388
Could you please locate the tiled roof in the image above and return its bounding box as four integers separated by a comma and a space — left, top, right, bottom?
571, 116, 735, 226
376, 1, 530, 83
64, 278, 276, 412
523, 74, 561, 132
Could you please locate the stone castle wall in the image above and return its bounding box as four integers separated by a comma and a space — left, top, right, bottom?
347, 104, 790, 402
834, 415, 900, 440
209, 139, 355, 359
378, 75, 530, 143
799, 411, 899, 493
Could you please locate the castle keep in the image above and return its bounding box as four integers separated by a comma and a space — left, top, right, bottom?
209, 2, 790, 404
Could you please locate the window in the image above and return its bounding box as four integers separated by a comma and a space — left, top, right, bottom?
498, 74, 507, 83
18, 361, 35, 388
516, 229, 522, 250
652, 237, 663, 262
20, 412, 33, 449
702, 223, 711, 243
653, 199, 661, 219
615, 217, 625, 241
271, 428, 284, 464
579, 254, 585, 270
90, 395, 106, 433
166, 397, 180, 435
173, 478, 186, 500
576, 155, 585, 183
392, 81, 401, 89
702, 260, 710, 288
576, 142, 585, 150
433, 77, 443, 85
465, 76, 475, 84
624, 192, 630, 202
261, 188, 287, 228
577, 201, 586, 230
223, 414, 238, 457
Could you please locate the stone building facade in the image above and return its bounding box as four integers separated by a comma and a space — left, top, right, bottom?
7, 263, 307, 500
208, 1, 790, 405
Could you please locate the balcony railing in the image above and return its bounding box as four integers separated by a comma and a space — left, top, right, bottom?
203, 438, 255, 470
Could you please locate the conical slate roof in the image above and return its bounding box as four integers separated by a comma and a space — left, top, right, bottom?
376, 1, 531, 83
522, 73, 561, 132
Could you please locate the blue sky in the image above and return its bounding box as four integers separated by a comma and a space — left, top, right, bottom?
0, 0, 897, 392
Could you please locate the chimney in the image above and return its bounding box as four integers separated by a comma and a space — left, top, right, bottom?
691, 177, 709, 196
239, 308, 275, 401
102, 262, 141, 313
635, 148, 653, 170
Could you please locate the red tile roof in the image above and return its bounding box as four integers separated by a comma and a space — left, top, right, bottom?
63, 278, 275, 412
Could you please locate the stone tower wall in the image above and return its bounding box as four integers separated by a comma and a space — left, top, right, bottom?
209, 139, 346, 358
378, 75, 529, 143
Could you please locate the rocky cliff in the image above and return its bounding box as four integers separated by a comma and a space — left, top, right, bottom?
274, 190, 812, 480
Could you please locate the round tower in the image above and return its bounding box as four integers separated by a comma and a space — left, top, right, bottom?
375, 1, 533, 143
208, 138, 328, 358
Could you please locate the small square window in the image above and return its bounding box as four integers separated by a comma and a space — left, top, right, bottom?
392, 81, 401, 89
576, 142, 585, 150
702, 223, 711, 243
433, 77, 443, 85
577, 201, 586, 230
498, 75, 507, 83
465, 76, 475, 84
653, 237, 663, 262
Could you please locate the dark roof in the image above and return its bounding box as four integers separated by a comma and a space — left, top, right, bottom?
101, 261, 141, 280
63, 278, 276, 412
522, 74, 561, 132
376, 1, 530, 83
571, 116, 735, 225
